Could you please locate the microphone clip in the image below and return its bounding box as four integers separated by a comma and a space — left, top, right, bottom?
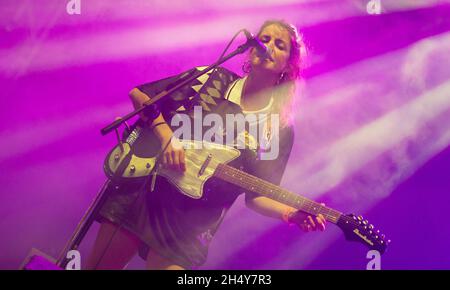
242, 29, 274, 62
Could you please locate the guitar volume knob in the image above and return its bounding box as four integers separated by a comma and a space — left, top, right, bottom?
130, 165, 136, 173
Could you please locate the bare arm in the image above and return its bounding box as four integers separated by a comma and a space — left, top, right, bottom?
245, 193, 294, 219
129, 88, 186, 171
129, 88, 170, 140
245, 192, 326, 232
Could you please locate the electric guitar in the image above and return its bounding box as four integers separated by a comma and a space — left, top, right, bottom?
104, 124, 390, 254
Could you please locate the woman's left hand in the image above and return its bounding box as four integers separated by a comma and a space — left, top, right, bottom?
289, 210, 326, 232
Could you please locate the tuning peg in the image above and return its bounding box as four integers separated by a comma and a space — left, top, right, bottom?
381, 234, 385, 240
368, 224, 374, 230
376, 230, 380, 234
374, 235, 379, 239
363, 220, 368, 225
357, 215, 363, 221
387, 239, 391, 245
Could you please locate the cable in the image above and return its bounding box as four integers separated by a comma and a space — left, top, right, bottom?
93, 136, 173, 269
209, 29, 247, 79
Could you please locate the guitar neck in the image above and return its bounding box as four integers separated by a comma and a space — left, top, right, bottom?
214, 163, 342, 224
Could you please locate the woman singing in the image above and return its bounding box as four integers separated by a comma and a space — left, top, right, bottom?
86, 19, 326, 270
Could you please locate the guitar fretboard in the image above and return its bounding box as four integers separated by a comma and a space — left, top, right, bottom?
214, 163, 342, 224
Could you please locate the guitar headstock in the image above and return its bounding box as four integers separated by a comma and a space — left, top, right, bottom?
337, 213, 390, 254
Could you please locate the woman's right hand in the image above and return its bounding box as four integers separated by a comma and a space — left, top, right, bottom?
129, 88, 187, 172
158, 129, 186, 172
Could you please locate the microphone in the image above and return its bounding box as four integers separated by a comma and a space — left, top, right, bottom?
243, 29, 273, 61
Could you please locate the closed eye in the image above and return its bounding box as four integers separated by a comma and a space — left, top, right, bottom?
275, 39, 286, 51
259, 34, 288, 51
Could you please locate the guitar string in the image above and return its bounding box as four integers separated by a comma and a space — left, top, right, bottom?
223, 164, 339, 220
216, 164, 342, 223
217, 163, 387, 244
216, 164, 338, 222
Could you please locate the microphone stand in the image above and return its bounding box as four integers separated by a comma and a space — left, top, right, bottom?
101, 38, 255, 135
54, 36, 255, 269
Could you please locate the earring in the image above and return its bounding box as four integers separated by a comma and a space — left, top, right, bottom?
277, 72, 286, 84
242, 60, 252, 74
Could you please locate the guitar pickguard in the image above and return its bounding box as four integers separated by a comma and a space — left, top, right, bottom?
104, 133, 241, 199
158, 140, 240, 199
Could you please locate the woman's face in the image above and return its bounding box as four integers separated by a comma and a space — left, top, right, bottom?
251, 24, 292, 76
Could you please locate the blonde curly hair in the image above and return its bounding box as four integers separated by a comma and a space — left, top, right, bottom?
248, 20, 307, 128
